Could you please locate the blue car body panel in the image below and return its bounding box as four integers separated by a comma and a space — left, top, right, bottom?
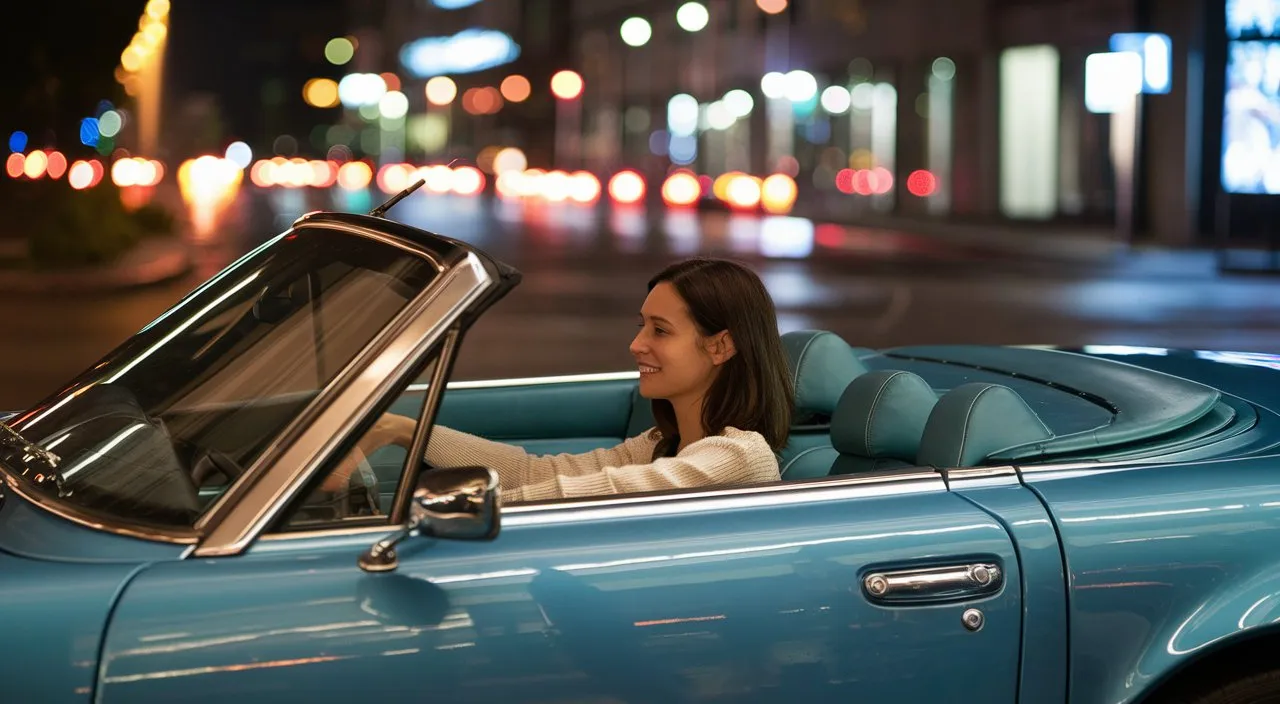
98, 488, 1024, 703
1025, 455, 1280, 704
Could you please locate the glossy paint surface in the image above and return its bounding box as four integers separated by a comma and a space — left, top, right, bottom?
0, 491, 186, 563
954, 482, 1069, 704
100, 487, 1023, 703
1025, 455, 1280, 703
0, 548, 144, 702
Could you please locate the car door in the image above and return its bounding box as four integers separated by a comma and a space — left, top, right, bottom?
98, 469, 1027, 703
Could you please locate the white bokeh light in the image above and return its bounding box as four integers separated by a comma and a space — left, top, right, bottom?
676, 2, 709, 32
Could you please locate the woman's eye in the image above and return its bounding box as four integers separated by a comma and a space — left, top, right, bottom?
654, 328, 668, 336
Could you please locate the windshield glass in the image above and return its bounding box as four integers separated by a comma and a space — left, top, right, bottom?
2, 226, 439, 530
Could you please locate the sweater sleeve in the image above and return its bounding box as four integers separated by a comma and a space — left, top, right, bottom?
502, 431, 779, 503
424, 425, 658, 493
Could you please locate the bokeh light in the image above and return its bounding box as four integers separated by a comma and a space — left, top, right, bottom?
662, 171, 701, 207
304, 78, 341, 108
620, 17, 652, 47
492, 147, 528, 174
99, 110, 123, 138
425, 76, 458, 106
756, 0, 788, 13
8, 131, 27, 153
550, 70, 584, 100
225, 141, 253, 169
676, 2, 710, 32
609, 170, 646, 204
325, 37, 355, 65
500, 75, 531, 102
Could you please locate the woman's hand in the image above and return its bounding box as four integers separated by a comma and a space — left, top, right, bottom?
321, 412, 418, 493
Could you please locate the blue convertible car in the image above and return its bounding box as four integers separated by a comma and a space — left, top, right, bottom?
3, 207, 1280, 703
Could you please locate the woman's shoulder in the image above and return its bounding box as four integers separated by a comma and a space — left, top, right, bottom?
688, 427, 774, 455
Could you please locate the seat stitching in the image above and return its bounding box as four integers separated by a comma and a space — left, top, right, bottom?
782, 446, 824, 477
863, 372, 904, 456
791, 334, 820, 395
953, 386, 995, 466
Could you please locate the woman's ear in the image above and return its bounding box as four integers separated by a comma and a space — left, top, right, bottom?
707, 331, 737, 365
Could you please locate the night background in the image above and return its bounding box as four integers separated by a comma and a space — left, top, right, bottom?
1, 0, 1278, 410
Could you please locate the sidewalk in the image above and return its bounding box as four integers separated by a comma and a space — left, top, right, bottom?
0, 237, 192, 294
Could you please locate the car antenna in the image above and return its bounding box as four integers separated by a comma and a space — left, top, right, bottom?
368, 158, 462, 218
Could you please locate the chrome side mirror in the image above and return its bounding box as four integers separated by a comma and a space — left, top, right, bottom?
358, 466, 500, 573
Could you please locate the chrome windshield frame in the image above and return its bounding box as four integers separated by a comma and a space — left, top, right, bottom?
0, 215, 492, 547
193, 245, 494, 556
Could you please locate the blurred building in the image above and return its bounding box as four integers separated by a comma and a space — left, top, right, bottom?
568, 0, 1213, 245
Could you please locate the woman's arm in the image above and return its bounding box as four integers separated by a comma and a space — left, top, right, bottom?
322, 413, 655, 493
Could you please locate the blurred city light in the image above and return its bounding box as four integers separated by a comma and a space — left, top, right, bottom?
45, 152, 67, 180
1084, 51, 1143, 113
462, 87, 503, 115
723, 89, 755, 117
784, 70, 818, 102
620, 17, 653, 47
431, 0, 482, 7
662, 172, 701, 207
756, 0, 788, 13
932, 57, 957, 81
492, 147, 527, 173
725, 174, 763, 209
676, 2, 710, 32
225, 142, 253, 169
80, 118, 101, 147
500, 75, 532, 102
1109, 33, 1173, 94
337, 161, 374, 190
400, 29, 521, 78
338, 73, 388, 108
99, 110, 123, 137
550, 70, 584, 100
609, 170, 646, 204
325, 37, 355, 65
761, 173, 798, 213
907, 169, 938, 196
23, 151, 48, 180
761, 72, 787, 99
425, 76, 458, 105
112, 157, 164, 187
705, 101, 735, 130
8, 131, 27, 153
667, 94, 700, 136
6, 154, 24, 179
304, 78, 341, 108
820, 85, 852, 113
380, 90, 410, 119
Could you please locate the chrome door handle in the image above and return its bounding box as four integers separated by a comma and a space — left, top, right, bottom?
862, 563, 1002, 604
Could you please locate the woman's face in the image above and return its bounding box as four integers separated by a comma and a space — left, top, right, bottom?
630, 282, 727, 403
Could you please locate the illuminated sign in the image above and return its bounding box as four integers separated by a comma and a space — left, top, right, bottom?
400, 29, 520, 77
432, 0, 483, 8
1108, 33, 1173, 94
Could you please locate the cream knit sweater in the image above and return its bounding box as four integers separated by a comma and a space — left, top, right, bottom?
425, 425, 781, 503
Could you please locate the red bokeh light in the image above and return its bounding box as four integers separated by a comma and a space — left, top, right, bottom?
907, 169, 938, 197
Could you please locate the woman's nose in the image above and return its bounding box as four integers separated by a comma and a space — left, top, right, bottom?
629, 330, 647, 356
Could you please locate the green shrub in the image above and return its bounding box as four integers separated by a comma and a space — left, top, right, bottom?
9, 180, 176, 268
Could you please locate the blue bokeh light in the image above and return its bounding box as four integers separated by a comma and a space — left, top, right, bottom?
8, 131, 28, 153
80, 118, 101, 147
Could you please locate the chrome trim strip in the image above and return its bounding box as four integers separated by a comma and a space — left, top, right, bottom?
194, 221, 453, 533
942, 465, 1021, 489
390, 327, 461, 524
1, 475, 198, 545
194, 253, 493, 557
255, 469, 946, 544
415, 370, 640, 393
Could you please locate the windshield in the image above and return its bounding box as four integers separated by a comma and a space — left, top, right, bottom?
1, 225, 439, 531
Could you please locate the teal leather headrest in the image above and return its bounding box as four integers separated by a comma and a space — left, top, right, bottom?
917, 383, 1054, 468
782, 330, 869, 422
832, 370, 938, 459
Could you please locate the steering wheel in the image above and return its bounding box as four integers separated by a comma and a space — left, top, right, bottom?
190, 448, 246, 487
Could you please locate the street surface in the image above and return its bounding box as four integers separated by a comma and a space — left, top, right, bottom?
2, 188, 1279, 411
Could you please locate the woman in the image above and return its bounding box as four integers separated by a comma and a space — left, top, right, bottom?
333, 257, 794, 503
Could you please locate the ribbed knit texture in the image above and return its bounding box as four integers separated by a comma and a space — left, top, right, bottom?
425, 425, 781, 502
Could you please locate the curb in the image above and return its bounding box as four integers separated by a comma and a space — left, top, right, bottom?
0, 239, 193, 294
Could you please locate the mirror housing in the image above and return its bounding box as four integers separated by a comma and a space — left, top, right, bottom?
358, 466, 500, 572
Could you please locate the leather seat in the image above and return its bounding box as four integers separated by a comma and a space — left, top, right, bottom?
916, 383, 1054, 468
782, 370, 937, 480
625, 330, 869, 466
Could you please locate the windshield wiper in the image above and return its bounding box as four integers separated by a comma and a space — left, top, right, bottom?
0, 420, 63, 492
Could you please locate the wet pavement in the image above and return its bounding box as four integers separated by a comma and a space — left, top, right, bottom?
2, 188, 1279, 412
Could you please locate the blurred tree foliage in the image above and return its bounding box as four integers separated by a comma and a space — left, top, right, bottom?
0, 2, 175, 266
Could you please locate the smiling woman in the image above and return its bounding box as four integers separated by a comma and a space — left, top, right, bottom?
331, 257, 794, 504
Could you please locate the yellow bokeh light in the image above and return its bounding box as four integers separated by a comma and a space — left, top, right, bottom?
143, 22, 167, 46
303, 78, 340, 108
121, 47, 144, 73
425, 76, 458, 106
146, 0, 170, 21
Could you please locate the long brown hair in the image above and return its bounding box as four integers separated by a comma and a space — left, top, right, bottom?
647, 258, 793, 458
